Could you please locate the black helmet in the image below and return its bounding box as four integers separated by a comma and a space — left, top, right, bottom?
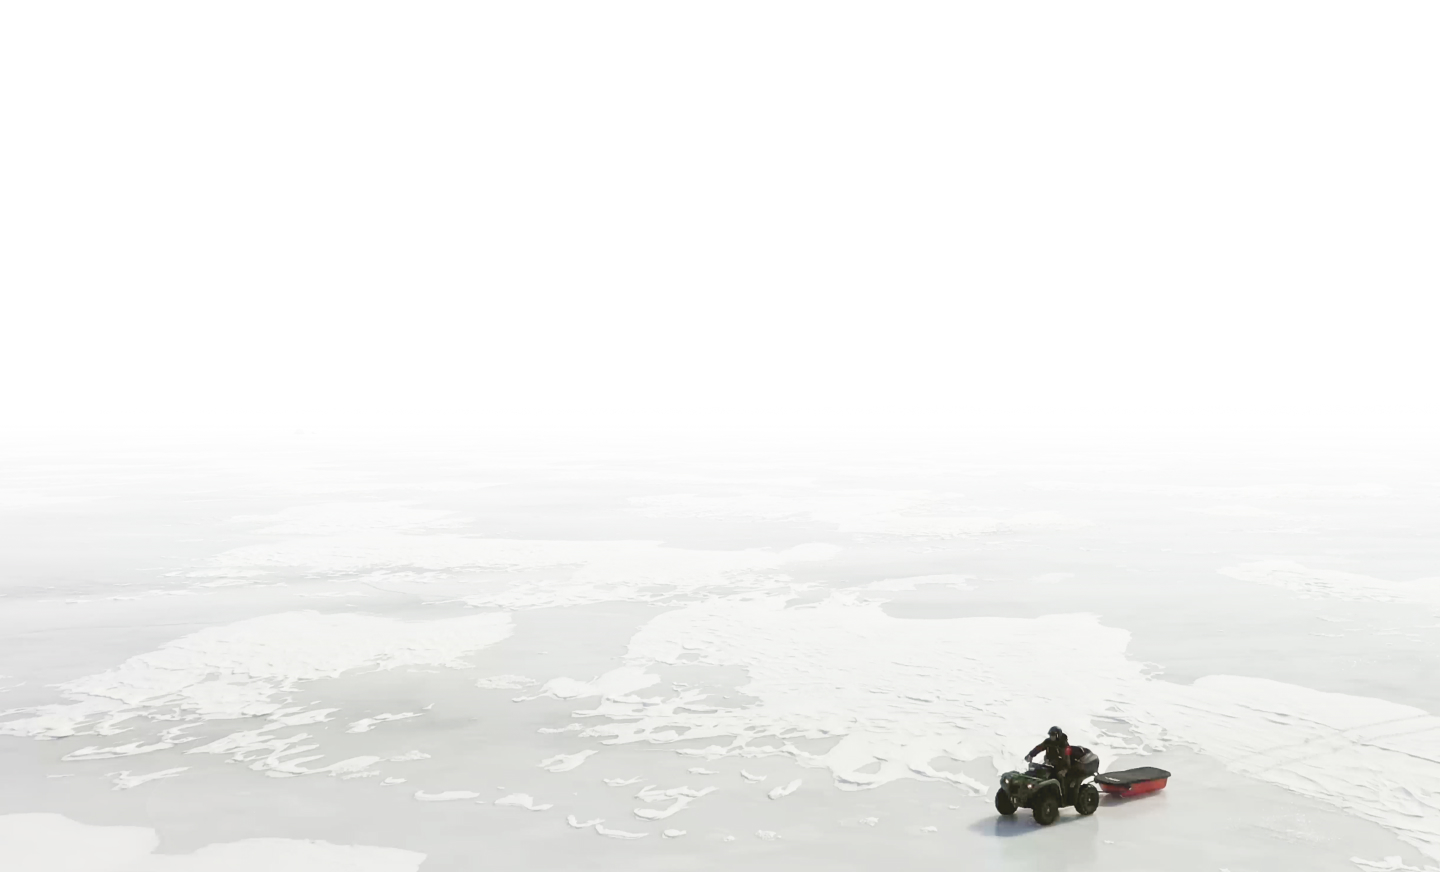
1048, 726, 1063, 738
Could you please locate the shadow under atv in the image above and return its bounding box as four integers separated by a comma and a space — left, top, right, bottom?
969, 811, 1094, 838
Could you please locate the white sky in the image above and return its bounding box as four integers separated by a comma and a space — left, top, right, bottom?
3, 3, 1437, 448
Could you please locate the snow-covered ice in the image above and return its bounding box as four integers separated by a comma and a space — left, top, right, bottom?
2, 443, 1437, 872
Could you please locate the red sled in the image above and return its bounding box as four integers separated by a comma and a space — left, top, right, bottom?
1095, 767, 1170, 798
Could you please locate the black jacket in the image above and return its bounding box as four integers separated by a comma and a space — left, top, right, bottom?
1028, 736, 1071, 771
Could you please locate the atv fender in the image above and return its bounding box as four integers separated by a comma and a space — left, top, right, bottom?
1027, 778, 1063, 806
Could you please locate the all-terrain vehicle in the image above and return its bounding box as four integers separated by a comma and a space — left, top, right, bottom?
994, 746, 1101, 825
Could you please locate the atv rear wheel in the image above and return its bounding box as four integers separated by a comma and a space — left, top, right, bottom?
1032, 794, 1059, 825
1075, 783, 1099, 816
994, 789, 1017, 816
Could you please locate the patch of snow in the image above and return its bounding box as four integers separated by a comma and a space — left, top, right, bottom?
110, 767, 188, 790
861, 574, 972, 592
1352, 857, 1439, 872
635, 785, 714, 802
414, 791, 479, 801
767, 779, 801, 799
63, 741, 184, 761
269, 708, 337, 726
516, 667, 659, 702
347, 712, 422, 733
476, 675, 535, 690
494, 793, 552, 811
539, 750, 596, 772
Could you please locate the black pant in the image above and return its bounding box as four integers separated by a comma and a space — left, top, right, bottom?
1040, 764, 1076, 800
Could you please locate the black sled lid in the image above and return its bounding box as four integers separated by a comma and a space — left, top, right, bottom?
1095, 766, 1171, 785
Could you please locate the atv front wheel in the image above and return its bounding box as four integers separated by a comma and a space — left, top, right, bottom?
1032, 794, 1059, 825
995, 789, 1017, 816
1075, 783, 1099, 816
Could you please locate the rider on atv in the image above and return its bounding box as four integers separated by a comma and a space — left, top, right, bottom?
996, 726, 1101, 823
1025, 726, 1076, 798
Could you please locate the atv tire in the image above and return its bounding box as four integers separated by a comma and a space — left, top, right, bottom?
1032, 794, 1059, 825
1075, 783, 1099, 816
995, 789, 1017, 816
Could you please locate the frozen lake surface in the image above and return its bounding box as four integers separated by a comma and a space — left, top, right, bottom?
1, 438, 1436, 872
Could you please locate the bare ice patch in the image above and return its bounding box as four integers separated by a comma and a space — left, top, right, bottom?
1186, 505, 1281, 518
0, 610, 511, 740
0, 813, 424, 872
1141, 676, 1440, 864
630, 491, 1085, 540
194, 530, 838, 609
1219, 560, 1440, 605
233, 502, 466, 535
